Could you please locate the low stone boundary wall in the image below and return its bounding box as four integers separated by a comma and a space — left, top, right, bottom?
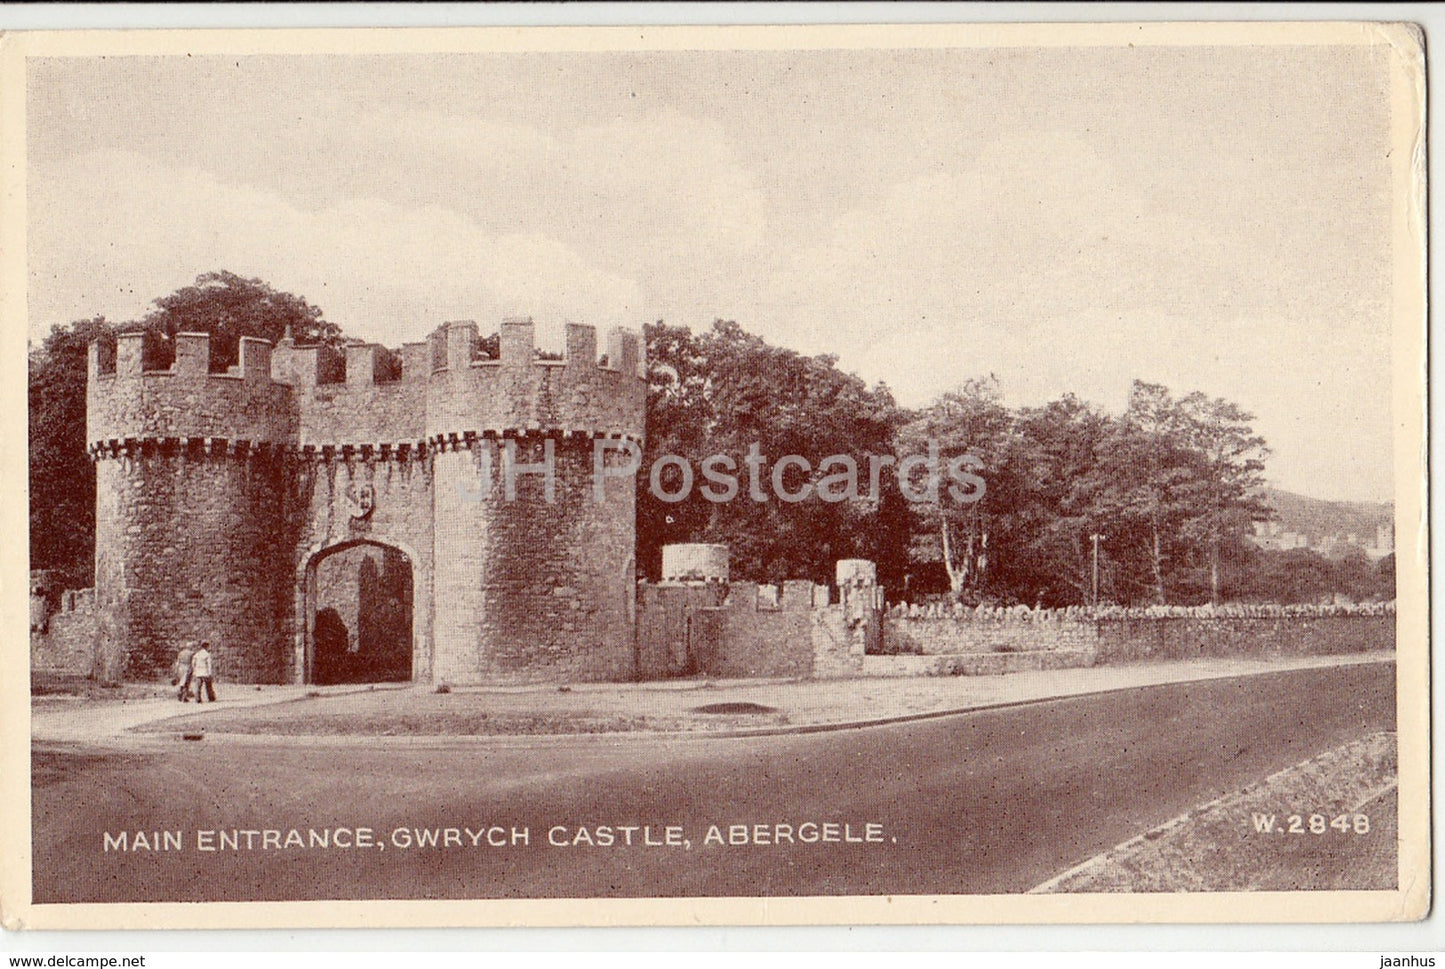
1093, 615, 1394, 664
884, 616, 1095, 655
876, 611, 1393, 669
636, 580, 1395, 681
862, 649, 1096, 678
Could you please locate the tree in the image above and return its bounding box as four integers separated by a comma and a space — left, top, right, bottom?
29, 317, 112, 587
1113, 382, 1204, 603
638, 319, 908, 586
136, 270, 342, 370
1174, 391, 1271, 604
896, 377, 1013, 598
898, 386, 1128, 608
28, 273, 345, 589
1072, 381, 1270, 606
1012, 395, 1114, 605
1235, 546, 1394, 604
1376, 553, 1397, 600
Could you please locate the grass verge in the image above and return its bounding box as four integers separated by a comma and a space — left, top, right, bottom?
135, 703, 791, 736
1035, 731, 1397, 892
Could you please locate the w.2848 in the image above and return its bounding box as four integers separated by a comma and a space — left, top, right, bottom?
1250, 813, 1370, 834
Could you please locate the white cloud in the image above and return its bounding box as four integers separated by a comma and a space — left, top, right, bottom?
24, 48, 1398, 501
740, 132, 1393, 500
28, 149, 647, 347
332, 104, 771, 293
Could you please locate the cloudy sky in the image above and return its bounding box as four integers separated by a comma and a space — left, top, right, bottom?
26, 42, 1399, 501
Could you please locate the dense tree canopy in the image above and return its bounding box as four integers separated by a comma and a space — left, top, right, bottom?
135, 270, 342, 370
30, 278, 1385, 607
637, 320, 908, 586
891, 379, 1272, 606
1069, 382, 1271, 605
635, 323, 1375, 607
29, 317, 111, 587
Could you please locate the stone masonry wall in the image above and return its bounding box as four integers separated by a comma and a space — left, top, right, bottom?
92, 452, 292, 683
30, 587, 98, 676
424, 318, 644, 685
431, 435, 637, 685
877, 612, 1394, 667
1093, 615, 1395, 664
660, 544, 729, 584
693, 580, 820, 679
635, 583, 726, 679
635, 580, 834, 680
424, 320, 645, 440
295, 382, 427, 447
884, 615, 1096, 655
88, 332, 297, 683
634, 567, 1394, 683
810, 606, 867, 679
88, 334, 296, 448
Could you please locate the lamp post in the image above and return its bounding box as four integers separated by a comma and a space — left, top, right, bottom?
1090, 533, 1106, 607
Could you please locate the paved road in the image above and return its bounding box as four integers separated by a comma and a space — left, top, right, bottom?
31, 663, 1394, 902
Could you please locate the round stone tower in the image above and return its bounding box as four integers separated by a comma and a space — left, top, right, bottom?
425, 319, 646, 684
86, 331, 297, 682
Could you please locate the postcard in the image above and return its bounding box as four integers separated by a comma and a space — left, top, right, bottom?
1, 20, 1428, 929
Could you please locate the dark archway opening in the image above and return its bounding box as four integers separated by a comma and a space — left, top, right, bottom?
308, 542, 414, 685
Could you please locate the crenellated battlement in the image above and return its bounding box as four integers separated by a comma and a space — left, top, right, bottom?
422, 318, 645, 377
423, 319, 646, 443
87, 319, 647, 456
87, 331, 299, 451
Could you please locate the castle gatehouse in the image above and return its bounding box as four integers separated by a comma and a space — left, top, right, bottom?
82, 318, 646, 686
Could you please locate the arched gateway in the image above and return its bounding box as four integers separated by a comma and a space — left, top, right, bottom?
302, 540, 416, 685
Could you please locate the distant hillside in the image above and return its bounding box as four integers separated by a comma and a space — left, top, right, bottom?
1258, 487, 1393, 545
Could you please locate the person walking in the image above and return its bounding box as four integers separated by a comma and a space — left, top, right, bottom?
191, 641, 216, 703
174, 643, 195, 702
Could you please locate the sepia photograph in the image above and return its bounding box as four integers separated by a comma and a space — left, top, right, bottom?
1, 20, 1428, 929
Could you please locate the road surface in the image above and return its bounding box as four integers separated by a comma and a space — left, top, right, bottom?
31, 662, 1394, 902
